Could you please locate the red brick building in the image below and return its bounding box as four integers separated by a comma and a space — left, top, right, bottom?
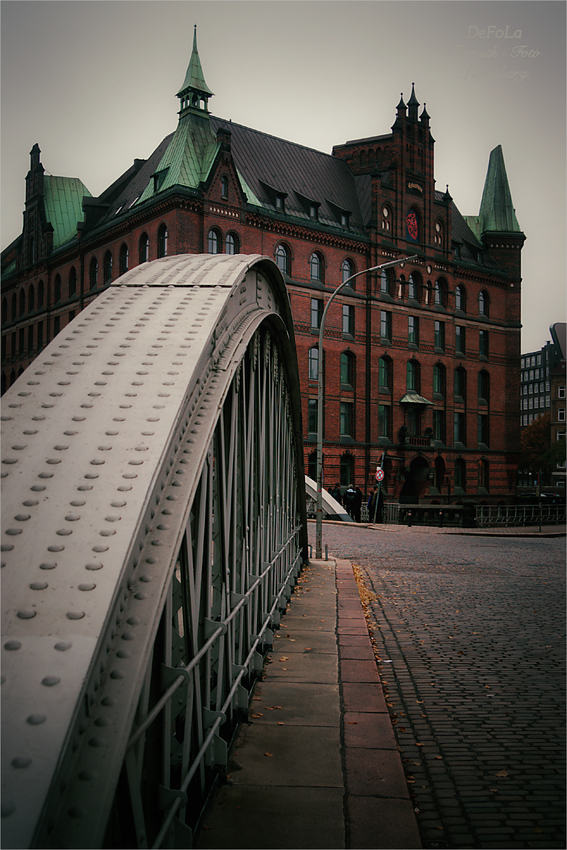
1, 30, 525, 503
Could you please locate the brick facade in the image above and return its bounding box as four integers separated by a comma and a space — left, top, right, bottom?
2, 49, 525, 506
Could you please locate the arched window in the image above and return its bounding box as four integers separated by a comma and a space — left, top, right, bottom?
139, 233, 149, 264
225, 232, 239, 255
309, 252, 324, 282
208, 228, 221, 254
221, 175, 228, 199
454, 367, 467, 401
19, 289, 26, 317
406, 360, 420, 392
478, 370, 490, 404
275, 244, 290, 275
54, 275, 61, 303
103, 251, 112, 283
479, 290, 489, 316
380, 268, 391, 295
341, 351, 354, 386
434, 220, 444, 247
433, 363, 445, 397
89, 257, 98, 290
11, 294, 17, 320
38, 281, 45, 308
119, 244, 129, 275
381, 204, 392, 233
455, 284, 466, 312
434, 278, 446, 306
408, 272, 421, 301
405, 207, 420, 243
69, 267, 77, 297
341, 258, 355, 287
379, 356, 392, 390
454, 457, 467, 492
157, 223, 168, 258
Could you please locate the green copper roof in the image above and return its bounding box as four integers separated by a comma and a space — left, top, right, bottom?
136, 113, 219, 203
44, 176, 91, 247
177, 26, 214, 98
478, 145, 521, 233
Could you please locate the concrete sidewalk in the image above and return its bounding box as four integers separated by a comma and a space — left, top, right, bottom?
196, 559, 421, 850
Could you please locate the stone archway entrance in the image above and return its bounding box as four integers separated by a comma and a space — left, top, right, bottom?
399, 454, 430, 503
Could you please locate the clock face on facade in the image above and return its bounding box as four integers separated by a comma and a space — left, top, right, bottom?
406, 210, 419, 242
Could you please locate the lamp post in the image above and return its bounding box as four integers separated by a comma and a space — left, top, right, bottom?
315, 255, 418, 558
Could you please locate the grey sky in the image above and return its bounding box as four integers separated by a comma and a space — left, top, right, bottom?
2, 0, 565, 352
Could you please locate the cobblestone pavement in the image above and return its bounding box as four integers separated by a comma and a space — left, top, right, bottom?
307, 524, 566, 850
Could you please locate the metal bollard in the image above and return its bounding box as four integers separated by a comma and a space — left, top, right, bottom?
325, 544, 328, 561
407, 510, 412, 527
438, 510, 443, 528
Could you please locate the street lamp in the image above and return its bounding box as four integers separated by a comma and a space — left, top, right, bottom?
315, 255, 418, 558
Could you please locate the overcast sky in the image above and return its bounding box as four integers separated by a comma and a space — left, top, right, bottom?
2, 0, 565, 352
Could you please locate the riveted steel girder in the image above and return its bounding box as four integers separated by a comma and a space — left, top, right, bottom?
1, 254, 308, 848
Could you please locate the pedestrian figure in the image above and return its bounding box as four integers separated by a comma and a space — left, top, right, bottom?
354, 487, 363, 523
330, 483, 342, 506
344, 484, 356, 519
368, 486, 384, 523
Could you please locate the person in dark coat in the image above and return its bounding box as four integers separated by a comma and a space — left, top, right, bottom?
330, 483, 342, 506
344, 485, 356, 519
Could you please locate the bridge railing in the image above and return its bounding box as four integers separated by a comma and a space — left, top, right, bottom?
475, 504, 566, 527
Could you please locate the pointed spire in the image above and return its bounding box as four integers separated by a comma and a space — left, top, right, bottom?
478, 145, 521, 233
420, 102, 430, 126
408, 83, 419, 120
177, 25, 214, 114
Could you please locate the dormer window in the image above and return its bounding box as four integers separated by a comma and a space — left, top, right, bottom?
309, 203, 318, 221
276, 194, 285, 211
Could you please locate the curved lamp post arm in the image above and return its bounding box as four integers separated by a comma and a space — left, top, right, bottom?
315, 254, 418, 558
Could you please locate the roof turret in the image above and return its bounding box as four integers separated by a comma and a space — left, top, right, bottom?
177, 25, 214, 115
478, 145, 521, 233
407, 83, 419, 120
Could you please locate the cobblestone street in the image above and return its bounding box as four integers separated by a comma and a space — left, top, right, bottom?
308, 523, 566, 849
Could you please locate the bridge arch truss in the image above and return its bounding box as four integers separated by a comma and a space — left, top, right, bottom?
1, 254, 308, 848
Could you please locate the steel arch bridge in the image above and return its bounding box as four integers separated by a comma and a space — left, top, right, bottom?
1, 254, 308, 849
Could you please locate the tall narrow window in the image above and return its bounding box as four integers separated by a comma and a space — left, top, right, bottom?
208, 229, 221, 254
478, 415, 489, 447
454, 367, 466, 402
308, 398, 318, 434
119, 244, 129, 275
275, 244, 290, 275
225, 233, 239, 255
455, 325, 465, 355
408, 273, 420, 301
479, 329, 489, 358
139, 233, 149, 263
89, 258, 98, 290
454, 458, 467, 491
28, 285, 35, 312
341, 258, 355, 286
19, 289, 26, 316
455, 285, 466, 312
310, 299, 323, 330
309, 252, 323, 282
308, 347, 319, 381
478, 370, 490, 404
479, 290, 489, 316
221, 175, 228, 199
341, 351, 354, 386
380, 268, 390, 294
103, 251, 112, 283
379, 356, 391, 391
433, 364, 445, 397
342, 304, 354, 336
433, 410, 445, 443
434, 320, 445, 351
454, 412, 466, 445
378, 404, 391, 439
157, 224, 168, 258
407, 360, 419, 392
340, 402, 354, 438
380, 311, 392, 342
408, 316, 419, 346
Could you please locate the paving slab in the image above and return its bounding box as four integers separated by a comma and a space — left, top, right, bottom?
196, 557, 421, 849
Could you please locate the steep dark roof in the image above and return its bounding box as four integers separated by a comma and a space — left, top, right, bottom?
210, 116, 367, 234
